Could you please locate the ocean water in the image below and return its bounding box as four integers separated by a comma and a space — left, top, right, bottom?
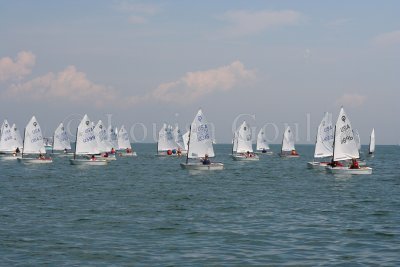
1, 144, 399, 266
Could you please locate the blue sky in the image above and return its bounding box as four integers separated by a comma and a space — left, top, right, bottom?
1, 0, 399, 144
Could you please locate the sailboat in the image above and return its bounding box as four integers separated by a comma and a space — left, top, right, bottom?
117, 125, 136, 156
280, 126, 299, 157
182, 130, 189, 151
157, 123, 179, 156
173, 124, 187, 155
307, 112, 334, 169
93, 120, 115, 160
180, 109, 224, 170
232, 121, 259, 161
52, 123, 72, 155
326, 107, 372, 174
18, 116, 53, 163
353, 129, 362, 153
70, 115, 107, 165
256, 128, 273, 154
0, 120, 21, 160
11, 123, 23, 150
106, 125, 118, 159
368, 128, 375, 156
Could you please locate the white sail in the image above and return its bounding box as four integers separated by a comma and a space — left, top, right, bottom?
353, 129, 361, 151
158, 123, 177, 151
281, 126, 296, 152
108, 125, 118, 150
369, 128, 375, 154
93, 120, 111, 153
333, 107, 359, 161
11, 123, 23, 150
22, 116, 46, 154
0, 120, 14, 152
256, 128, 270, 151
53, 123, 71, 150
173, 124, 185, 150
232, 131, 238, 153
314, 112, 334, 158
75, 114, 99, 155
117, 125, 132, 150
182, 131, 189, 151
236, 121, 253, 153
187, 109, 215, 158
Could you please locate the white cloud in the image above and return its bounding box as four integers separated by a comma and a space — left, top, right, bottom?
0, 51, 36, 82
114, 1, 160, 24
373, 30, 400, 46
218, 9, 302, 36
4, 66, 117, 107
336, 93, 367, 108
151, 61, 256, 103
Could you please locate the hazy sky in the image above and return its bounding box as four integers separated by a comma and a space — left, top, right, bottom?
1, 0, 399, 144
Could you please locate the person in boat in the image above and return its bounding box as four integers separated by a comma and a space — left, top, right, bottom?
126, 148, 131, 153
91, 155, 96, 161
330, 160, 343, 167
262, 148, 267, 153
245, 151, 254, 158
64, 148, 68, 154
177, 148, 182, 157
349, 158, 360, 169
291, 150, 298, 156
38, 153, 45, 160
103, 152, 109, 158
202, 154, 211, 165
15, 147, 20, 153
111, 147, 116, 154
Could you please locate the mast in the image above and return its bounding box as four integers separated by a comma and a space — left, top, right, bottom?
280, 128, 285, 155
332, 125, 336, 162
185, 125, 191, 164
231, 132, 235, 155
21, 127, 26, 159
52, 127, 55, 154
73, 126, 78, 160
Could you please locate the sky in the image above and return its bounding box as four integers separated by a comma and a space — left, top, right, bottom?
1, 0, 399, 144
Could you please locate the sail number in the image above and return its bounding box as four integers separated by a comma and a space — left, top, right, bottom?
197, 125, 210, 141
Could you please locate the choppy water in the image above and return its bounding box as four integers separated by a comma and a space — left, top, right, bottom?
1, 144, 399, 266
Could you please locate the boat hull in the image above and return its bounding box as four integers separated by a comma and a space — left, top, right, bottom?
118, 152, 137, 157
326, 166, 372, 175
17, 158, 53, 164
255, 151, 273, 155
70, 159, 108, 165
280, 154, 300, 158
180, 162, 224, 170
307, 161, 329, 170
232, 154, 259, 161
0, 155, 21, 160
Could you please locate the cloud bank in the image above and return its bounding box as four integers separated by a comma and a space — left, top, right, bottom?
373, 30, 400, 46
5, 65, 117, 107
151, 61, 256, 103
336, 93, 367, 108
0, 51, 36, 82
218, 9, 302, 36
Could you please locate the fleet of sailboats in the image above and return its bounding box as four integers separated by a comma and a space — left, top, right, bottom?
0, 108, 379, 174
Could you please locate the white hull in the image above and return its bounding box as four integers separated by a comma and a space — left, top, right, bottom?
232, 154, 259, 161
307, 161, 329, 170
326, 166, 372, 175
255, 150, 273, 155
102, 154, 117, 161
70, 159, 108, 165
118, 152, 137, 157
18, 158, 53, 164
180, 162, 224, 170
0, 155, 21, 160
280, 153, 300, 158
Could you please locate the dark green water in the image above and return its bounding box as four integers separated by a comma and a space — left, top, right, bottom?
1, 144, 399, 266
